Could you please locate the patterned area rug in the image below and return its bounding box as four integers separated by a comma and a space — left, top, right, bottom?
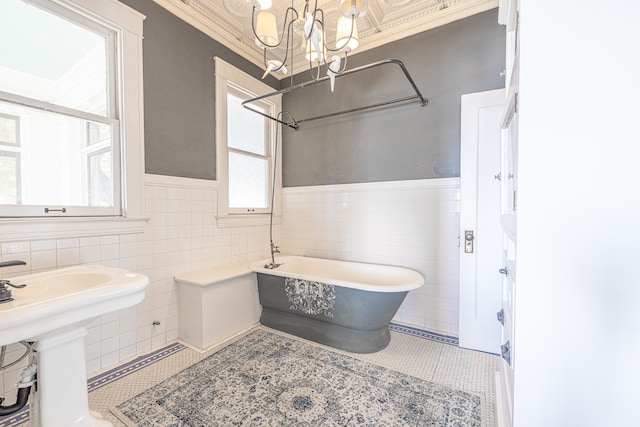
112, 329, 483, 426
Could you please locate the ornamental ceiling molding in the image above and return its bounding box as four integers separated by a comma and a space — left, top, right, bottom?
152, 0, 498, 79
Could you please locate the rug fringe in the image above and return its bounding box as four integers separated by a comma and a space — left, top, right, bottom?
109, 406, 138, 427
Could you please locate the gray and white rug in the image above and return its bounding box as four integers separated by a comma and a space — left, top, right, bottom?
112, 329, 483, 426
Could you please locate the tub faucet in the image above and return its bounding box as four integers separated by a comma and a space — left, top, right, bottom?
270, 242, 280, 256
265, 242, 282, 269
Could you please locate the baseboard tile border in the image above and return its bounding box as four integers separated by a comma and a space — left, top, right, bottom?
87, 342, 187, 393
389, 322, 459, 346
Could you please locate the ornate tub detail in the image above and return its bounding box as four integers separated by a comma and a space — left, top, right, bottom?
284, 278, 336, 317
250, 256, 424, 353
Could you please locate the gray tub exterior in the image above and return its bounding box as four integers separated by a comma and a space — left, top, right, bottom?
256, 273, 408, 353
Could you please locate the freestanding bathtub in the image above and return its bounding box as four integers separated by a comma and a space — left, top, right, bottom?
249, 256, 424, 353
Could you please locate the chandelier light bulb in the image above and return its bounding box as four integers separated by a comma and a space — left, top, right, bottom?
255, 11, 278, 47
305, 31, 325, 63
336, 16, 359, 51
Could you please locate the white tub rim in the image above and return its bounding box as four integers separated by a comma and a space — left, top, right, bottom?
249, 255, 424, 293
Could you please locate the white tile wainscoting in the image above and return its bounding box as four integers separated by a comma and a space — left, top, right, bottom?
280, 178, 461, 335
0, 175, 460, 400
0, 174, 273, 400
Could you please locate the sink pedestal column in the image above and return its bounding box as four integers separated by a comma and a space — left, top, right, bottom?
31, 324, 111, 427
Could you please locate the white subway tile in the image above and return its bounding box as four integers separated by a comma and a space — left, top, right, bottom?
119, 344, 137, 361
56, 238, 79, 249
100, 243, 120, 261
136, 339, 152, 354
85, 342, 101, 361
57, 247, 79, 267
30, 250, 56, 270
86, 358, 102, 376
119, 315, 137, 333
31, 240, 56, 251
101, 320, 119, 339
101, 351, 119, 369
80, 245, 100, 264
99, 259, 120, 268
0, 254, 30, 276
101, 336, 119, 356
119, 257, 137, 271
86, 326, 102, 345
120, 329, 137, 348
150, 185, 167, 200
2, 242, 30, 254
151, 333, 166, 348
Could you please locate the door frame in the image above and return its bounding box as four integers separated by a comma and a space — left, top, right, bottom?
458, 88, 505, 354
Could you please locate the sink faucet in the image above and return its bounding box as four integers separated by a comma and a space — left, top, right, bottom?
0, 279, 27, 304
0, 260, 28, 303
0, 260, 27, 268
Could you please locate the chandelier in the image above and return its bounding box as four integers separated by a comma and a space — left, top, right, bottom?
249, 0, 369, 91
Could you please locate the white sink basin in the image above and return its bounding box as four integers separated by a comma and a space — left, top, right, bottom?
0, 265, 148, 427
0, 265, 148, 346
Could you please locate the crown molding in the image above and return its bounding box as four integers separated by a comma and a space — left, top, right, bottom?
357, 0, 499, 53
152, 0, 498, 81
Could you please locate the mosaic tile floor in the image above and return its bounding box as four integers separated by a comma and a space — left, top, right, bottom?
2, 324, 499, 427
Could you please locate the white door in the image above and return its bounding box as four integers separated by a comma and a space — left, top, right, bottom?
459, 89, 505, 354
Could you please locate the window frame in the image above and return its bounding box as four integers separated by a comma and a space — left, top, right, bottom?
0, 0, 122, 217
0, 113, 21, 205
214, 57, 282, 227
0, 0, 146, 240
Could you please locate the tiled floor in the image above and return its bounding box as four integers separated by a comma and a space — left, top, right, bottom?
3, 325, 499, 426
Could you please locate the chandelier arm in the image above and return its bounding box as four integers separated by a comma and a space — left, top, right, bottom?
251, 6, 299, 50
263, 19, 298, 74
306, 54, 321, 81
338, 50, 348, 73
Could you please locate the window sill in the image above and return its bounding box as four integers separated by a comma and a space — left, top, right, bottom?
216, 214, 281, 228
0, 216, 149, 242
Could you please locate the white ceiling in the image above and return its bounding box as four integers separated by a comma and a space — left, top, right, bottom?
153, 0, 498, 78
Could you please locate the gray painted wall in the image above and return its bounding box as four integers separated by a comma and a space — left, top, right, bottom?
117, 2, 503, 184
281, 9, 505, 186
119, 0, 279, 180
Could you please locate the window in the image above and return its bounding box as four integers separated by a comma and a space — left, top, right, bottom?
0, 113, 21, 205
0, 0, 139, 218
0, 0, 144, 239
215, 58, 281, 226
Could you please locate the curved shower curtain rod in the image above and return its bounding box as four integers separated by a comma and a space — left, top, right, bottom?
241, 58, 428, 131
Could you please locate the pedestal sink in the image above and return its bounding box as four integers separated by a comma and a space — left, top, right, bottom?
0, 265, 149, 427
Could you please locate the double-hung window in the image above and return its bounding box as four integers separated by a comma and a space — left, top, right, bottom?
215, 58, 281, 226
0, 0, 141, 218
0, 113, 21, 205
